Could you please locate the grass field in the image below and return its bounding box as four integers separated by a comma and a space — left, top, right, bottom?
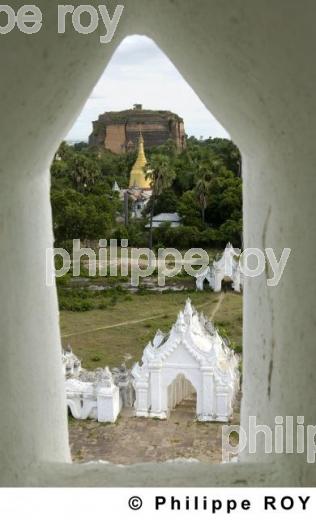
60, 290, 243, 370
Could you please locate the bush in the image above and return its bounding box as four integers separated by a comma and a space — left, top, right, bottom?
59, 296, 94, 311
110, 294, 118, 306
57, 286, 127, 311
231, 342, 242, 354
152, 225, 210, 249
90, 355, 101, 362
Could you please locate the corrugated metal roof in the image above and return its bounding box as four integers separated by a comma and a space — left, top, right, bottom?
152, 213, 181, 222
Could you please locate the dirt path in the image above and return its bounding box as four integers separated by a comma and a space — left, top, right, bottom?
210, 291, 225, 321
61, 298, 223, 340
62, 313, 173, 339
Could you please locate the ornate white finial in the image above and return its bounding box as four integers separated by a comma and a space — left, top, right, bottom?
104, 366, 112, 377
184, 298, 193, 316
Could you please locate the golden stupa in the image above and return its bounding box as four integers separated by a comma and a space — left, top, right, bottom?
129, 133, 151, 189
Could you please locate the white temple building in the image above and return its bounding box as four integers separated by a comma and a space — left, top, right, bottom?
195, 243, 243, 293
62, 351, 121, 423
132, 299, 239, 422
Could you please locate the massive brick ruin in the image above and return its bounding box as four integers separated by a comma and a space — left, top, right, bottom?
89, 105, 186, 153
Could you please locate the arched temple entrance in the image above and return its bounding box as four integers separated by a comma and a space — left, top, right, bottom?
221, 276, 234, 293
167, 374, 197, 419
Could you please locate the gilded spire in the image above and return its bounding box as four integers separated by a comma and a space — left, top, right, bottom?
129, 132, 151, 189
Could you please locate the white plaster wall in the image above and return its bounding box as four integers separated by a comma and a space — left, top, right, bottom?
97, 386, 121, 422
0, 171, 72, 477
0, 0, 315, 485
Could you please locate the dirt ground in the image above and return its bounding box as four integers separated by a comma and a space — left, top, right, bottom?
69, 393, 241, 464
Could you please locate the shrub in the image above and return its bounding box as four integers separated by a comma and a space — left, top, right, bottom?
59, 296, 94, 311
91, 355, 101, 362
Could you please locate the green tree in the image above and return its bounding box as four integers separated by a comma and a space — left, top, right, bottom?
150, 188, 178, 214
194, 166, 214, 225
69, 154, 101, 191
203, 137, 241, 177
55, 141, 74, 162
146, 154, 176, 249
51, 188, 115, 242
50, 135, 243, 249
177, 191, 201, 228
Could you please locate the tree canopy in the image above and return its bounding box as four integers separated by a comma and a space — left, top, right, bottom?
50, 137, 243, 249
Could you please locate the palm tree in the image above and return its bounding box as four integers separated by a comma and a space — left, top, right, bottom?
70, 154, 99, 191
146, 154, 176, 249
194, 164, 214, 225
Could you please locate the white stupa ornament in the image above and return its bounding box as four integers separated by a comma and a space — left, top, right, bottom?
112, 180, 120, 192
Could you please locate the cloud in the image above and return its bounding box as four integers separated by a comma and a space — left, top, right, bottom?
66, 35, 229, 142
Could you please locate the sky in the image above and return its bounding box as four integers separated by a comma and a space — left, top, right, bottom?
66, 35, 229, 142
